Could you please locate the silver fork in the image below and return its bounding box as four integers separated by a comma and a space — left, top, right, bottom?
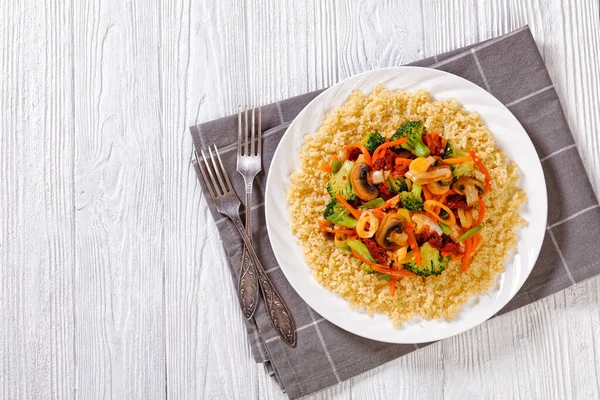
195, 146, 297, 347
236, 106, 261, 319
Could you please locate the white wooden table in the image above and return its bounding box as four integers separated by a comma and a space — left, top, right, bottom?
2, 1, 600, 399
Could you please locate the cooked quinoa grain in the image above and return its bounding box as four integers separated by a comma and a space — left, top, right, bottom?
287, 86, 527, 326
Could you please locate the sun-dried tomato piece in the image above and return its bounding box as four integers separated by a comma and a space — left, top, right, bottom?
446, 194, 470, 209
427, 231, 443, 251
378, 183, 394, 200
363, 238, 389, 265
346, 147, 362, 161
372, 158, 386, 171
441, 242, 461, 254
391, 164, 408, 177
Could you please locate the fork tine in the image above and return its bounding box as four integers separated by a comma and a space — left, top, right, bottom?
237, 106, 242, 158
244, 106, 249, 156
207, 146, 227, 195
196, 150, 220, 198
214, 144, 234, 193
257, 107, 262, 155
251, 107, 256, 156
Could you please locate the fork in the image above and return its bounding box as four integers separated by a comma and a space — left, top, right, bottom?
236, 106, 261, 320
195, 146, 297, 347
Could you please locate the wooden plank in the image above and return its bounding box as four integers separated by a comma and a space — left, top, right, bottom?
72, 0, 165, 397
0, 0, 75, 399
163, 0, 261, 398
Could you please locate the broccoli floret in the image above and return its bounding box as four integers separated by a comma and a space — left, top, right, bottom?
390, 120, 431, 157
331, 160, 343, 174
363, 131, 385, 155
443, 140, 469, 159
347, 239, 377, 263
386, 176, 408, 195
399, 183, 423, 211
324, 199, 358, 228
450, 160, 474, 180
404, 242, 451, 276
326, 160, 357, 201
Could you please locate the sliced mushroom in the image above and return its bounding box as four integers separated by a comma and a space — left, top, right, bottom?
452, 177, 486, 196
452, 177, 485, 206
375, 213, 408, 250
350, 162, 379, 201
426, 166, 453, 195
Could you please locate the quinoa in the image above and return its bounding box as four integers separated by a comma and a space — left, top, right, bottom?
287, 86, 527, 326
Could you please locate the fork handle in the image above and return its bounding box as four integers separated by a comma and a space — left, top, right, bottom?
231, 216, 297, 347
238, 188, 259, 319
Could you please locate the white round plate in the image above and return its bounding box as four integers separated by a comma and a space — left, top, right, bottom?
265, 66, 547, 344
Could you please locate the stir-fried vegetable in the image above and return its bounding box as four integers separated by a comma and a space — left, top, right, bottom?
403, 242, 451, 276
319, 119, 494, 292
450, 160, 474, 180
390, 121, 431, 158
364, 131, 386, 155
386, 176, 409, 194
327, 160, 357, 201
331, 160, 343, 174
324, 198, 359, 228
360, 197, 386, 209
456, 225, 482, 242
443, 140, 468, 159
399, 183, 424, 211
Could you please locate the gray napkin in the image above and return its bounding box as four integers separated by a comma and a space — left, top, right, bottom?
190, 26, 600, 399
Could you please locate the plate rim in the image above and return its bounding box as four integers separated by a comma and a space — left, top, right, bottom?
265, 65, 548, 343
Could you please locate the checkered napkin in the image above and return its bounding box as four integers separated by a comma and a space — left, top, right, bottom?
190, 26, 600, 399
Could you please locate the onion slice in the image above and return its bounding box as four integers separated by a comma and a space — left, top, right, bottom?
457, 208, 473, 228
464, 184, 479, 206
405, 167, 452, 186
356, 210, 379, 238
412, 213, 443, 236
423, 200, 457, 226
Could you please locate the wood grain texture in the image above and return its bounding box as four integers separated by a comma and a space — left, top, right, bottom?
1, 0, 75, 399
2, 0, 600, 399
72, 0, 165, 398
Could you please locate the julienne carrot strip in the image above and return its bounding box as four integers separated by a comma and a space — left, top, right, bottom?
390, 276, 397, 296
317, 219, 356, 235
476, 197, 486, 226
451, 253, 465, 262
370, 263, 417, 277
351, 250, 417, 277
423, 134, 433, 150
462, 237, 473, 272
468, 150, 491, 192
422, 184, 433, 201
343, 144, 372, 166
323, 227, 356, 235
394, 157, 413, 166
373, 195, 400, 211
372, 138, 409, 162
322, 163, 332, 173
404, 225, 422, 266
441, 156, 472, 165
334, 194, 363, 219
371, 208, 385, 220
